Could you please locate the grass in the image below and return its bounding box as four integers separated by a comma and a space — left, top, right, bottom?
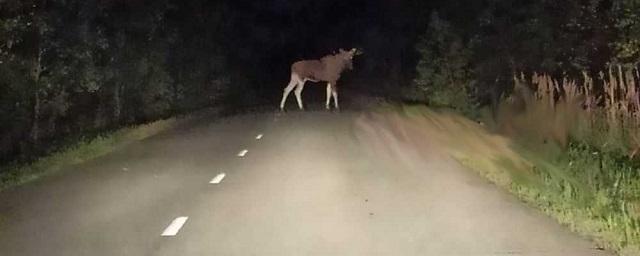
374, 104, 640, 255
486, 70, 640, 255
0, 118, 177, 191
511, 142, 640, 254
477, 70, 640, 255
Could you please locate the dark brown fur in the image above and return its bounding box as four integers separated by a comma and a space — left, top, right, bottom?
291, 50, 354, 84
280, 48, 357, 110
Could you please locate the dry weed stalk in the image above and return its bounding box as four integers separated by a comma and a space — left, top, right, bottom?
511, 65, 640, 158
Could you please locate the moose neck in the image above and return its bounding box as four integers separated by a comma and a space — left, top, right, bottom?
321, 55, 348, 82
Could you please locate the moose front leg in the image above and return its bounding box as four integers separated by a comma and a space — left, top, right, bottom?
325, 83, 332, 110
331, 84, 339, 110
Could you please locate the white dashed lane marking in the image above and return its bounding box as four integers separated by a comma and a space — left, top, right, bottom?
160, 133, 257, 238
209, 173, 226, 184
161, 216, 189, 237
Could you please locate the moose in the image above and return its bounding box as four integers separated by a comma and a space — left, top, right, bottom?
279, 48, 359, 111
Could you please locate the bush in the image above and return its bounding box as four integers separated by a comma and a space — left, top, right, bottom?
410, 12, 475, 114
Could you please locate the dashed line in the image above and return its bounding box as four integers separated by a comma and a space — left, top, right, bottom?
161, 216, 189, 237
160, 134, 253, 237
209, 173, 226, 184
160, 134, 256, 238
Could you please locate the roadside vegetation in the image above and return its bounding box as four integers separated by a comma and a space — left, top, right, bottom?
0, 117, 177, 191
372, 103, 640, 255
487, 70, 640, 254
0, 0, 232, 169
404, 1, 640, 255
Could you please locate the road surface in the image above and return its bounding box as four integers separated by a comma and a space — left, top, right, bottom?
0, 111, 610, 255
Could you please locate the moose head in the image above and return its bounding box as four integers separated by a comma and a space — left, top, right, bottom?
336, 48, 362, 70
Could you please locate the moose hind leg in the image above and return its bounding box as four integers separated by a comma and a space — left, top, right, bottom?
332, 87, 339, 110
294, 81, 306, 110
325, 83, 332, 110
280, 76, 297, 110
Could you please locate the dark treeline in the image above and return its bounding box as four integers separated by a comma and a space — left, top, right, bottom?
0, 0, 231, 163
412, 0, 640, 112
1, 0, 639, 164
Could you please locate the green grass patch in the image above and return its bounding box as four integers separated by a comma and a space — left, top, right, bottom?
448, 124, 640, 254
383, 105, 640, 255
0, 118, 177, 191
506, 142, 640, 255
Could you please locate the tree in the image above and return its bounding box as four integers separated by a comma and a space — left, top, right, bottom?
0, 0, 231, 163
613, 0, 640, 63
412, 11, 474, 112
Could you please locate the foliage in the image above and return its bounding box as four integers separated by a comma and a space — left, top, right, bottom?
0, 116, 178, 191
372, 105, 640, 253
415, 0, 618, 106
499, 68, 640, 157
510, 142, 640, 254
485, 69, 640, 253
412, 12, 474, 113
0, 0, 230, 165
613, 0, 640, 62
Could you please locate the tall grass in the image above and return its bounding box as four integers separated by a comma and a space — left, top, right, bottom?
491, 69, 640, 254
501, 67, 640, 154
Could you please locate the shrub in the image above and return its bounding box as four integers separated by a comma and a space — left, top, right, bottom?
411, 12, 474, 113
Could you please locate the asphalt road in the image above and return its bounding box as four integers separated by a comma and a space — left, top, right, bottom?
0, 111, 611, 255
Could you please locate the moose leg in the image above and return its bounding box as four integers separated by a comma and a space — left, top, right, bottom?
294, 80, 306, 110
280, 75, 298, 110
331, 84, 339, 110
325, 83, 332, 110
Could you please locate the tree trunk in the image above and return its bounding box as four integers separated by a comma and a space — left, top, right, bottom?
113, 84, 121, 124
94, 95, 106, 129
31, 89, 41, 143
30, 1, 47, 144
30, 49, 44, 144
172, 70, 182, 112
